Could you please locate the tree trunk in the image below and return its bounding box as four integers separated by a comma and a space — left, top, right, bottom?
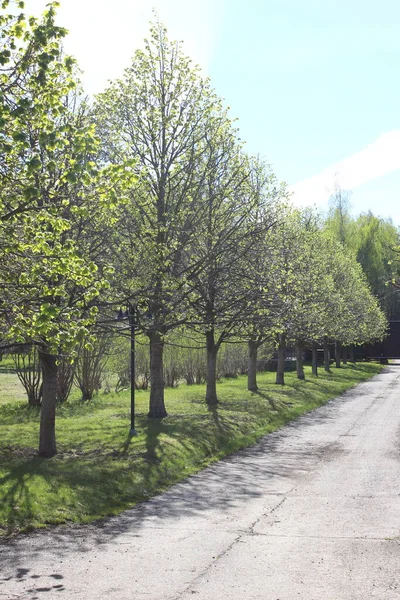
323, 338, 330, 372
276, 339, 285, 385
38, 350, 58, 458
248, 340, 258, 392
349, 345, 355, 363
342, 345, 348, 365
205, 330, 218, 405
295, 342, 305, 380
335, 340, 341, 368
148, 330, 167, 418
312, 343, 318, 376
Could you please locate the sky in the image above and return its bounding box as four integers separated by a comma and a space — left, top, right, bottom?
22, 0, 400, 226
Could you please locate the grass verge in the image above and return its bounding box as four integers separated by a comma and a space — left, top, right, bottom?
0, 362, 381, 537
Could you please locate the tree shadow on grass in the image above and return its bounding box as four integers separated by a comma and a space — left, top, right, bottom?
206, 405, 248, 446
144, 419, 164, 464
0, 451, 157, 538
0, 457, 41, 535
207, 405, 225, 436
254, 390, 279, 410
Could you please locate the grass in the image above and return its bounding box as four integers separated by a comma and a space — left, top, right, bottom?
0, 358, 27, 404
0, 362, 382, 537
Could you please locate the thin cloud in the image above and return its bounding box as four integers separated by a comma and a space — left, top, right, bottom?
290, 131, 400, 208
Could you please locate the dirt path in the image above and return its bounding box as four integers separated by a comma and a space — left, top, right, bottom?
1, 364, 400, 599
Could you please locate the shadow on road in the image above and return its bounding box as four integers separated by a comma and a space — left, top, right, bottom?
0, 567, 65, 598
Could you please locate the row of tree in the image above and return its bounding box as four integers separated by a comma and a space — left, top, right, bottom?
0, 3, 390, 456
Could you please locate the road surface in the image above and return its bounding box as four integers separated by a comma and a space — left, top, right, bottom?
1, 364, 400, 599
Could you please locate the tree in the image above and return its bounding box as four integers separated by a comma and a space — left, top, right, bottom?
0, 3, 134, 456
257, 210, 328, 385
183, 143, 283, 404
322, 237, 387, 362
185, 138, 253, 403
326, 182, 353, 248
95, 22, 229, 417
354, 213, 400, 318
235, 161, 287, 392
0, 1, 72, 222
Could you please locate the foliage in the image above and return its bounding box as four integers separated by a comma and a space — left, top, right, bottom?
325, 192, 400, 319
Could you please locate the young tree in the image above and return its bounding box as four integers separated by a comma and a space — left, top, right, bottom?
74, 333, 111, 400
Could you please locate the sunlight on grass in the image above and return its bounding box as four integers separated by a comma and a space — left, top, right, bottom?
0, 363, 382, 536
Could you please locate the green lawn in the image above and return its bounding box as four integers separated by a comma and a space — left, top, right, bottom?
0, 362, 381, 536
0, 358, 27, 404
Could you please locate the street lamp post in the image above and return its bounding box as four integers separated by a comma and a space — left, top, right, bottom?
117, 303, 138, 437
128, 303, 138, 436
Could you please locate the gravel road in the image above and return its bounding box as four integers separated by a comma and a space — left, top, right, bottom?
1, 364, 400, 599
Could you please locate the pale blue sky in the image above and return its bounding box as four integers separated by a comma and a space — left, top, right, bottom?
209, 0, 400, 225
23, 0, 400, 225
